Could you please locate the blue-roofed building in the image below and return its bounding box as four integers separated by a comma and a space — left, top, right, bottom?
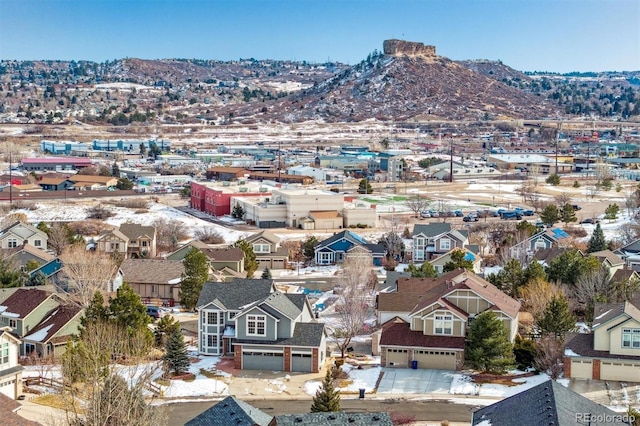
509, 227, 570, 262
41, 140, 89, 155
314, 230, 385, 266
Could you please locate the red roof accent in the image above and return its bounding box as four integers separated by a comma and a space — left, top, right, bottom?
379, 318, 465, 349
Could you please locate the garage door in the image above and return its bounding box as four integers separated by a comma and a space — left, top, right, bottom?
601, 361, 640, 382
570, 359, 593, 379
242, 351, 284, 371
291, 353, 312, 372
413, 350, 457, 370
386, 349, 408, 367
0, 378, 16, 399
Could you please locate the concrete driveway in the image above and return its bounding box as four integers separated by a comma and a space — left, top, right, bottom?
377, 368, 454, 394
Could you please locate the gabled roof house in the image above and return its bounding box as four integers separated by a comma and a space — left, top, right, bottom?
376, 269, 520, 370
411, 223, 469, 262
314, 230, 385, 266
196, 278, 326, 373
0, 222, 48, 250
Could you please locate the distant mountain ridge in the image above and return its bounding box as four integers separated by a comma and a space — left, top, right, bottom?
0, 40, 638, 125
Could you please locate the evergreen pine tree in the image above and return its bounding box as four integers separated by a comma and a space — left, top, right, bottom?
587, 223, 607, 253
111, 162, 120, 177
231, 203, 245, 219
109, 283, 151, 332
536, 294, 576, 339
154, 315, 181, 347
357, 178, 373, 194
466, 311, 515, 374
180, 248, 210, 311
232, 239, 258, 278
443, 249, 474, 272
540, 205, 560, 226
163, 328, 191, 377
81, 291, 109, 329
261, 267, 272, 279
559, 203, 577, 225
310, 368, 341, 412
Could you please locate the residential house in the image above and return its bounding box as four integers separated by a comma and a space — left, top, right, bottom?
201, 248, 246, 281
0, 288, 60, 340
0, 242, 54, 270
429, 247, 482, 275
245, 230, 289, 270
185, 395, 274, 426
37, 177, 75, 191
509, 227, 570, 262
532, 247, 570, 267
615, 239, 640, 271
67, 174, 118, 189
0, 222, 48, 250
565, 301, 640, 381
165, 240, 209, 261
411, 223, 469, 262
0, 327, 23, 399
376, 269, 520, 370
472, 380, 627, 426
590, 250, 625, 278
96, 223, 157, 259
22, 304, 83, 359
119, 259, 184, 306
184, 395, 393, 426
196, 279, 327, 373
314, 230, 385, 266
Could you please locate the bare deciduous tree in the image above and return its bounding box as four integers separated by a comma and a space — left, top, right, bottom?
534, 335, 564, 380
331, 255, 373, 358
59, 246, 119, 307
554, 192, 573, 207
404, 194, 429, 218
0, 212, 28, 229
519, 278, 565, 318
615, 223, 640, 247
153, 218, 189, 252
193, 227, 225, 244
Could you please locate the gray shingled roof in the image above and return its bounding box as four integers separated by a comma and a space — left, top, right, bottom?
196, 279, 274, 310
275, 412, 392, 426
412, 223, 452, 238
236, 322, 325, 347
472, 380, 627, 426
260, 291, 302, 320
118, 223, 155, 240
185, 396, 272, 426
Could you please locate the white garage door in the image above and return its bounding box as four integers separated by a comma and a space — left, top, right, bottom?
0, 378, 16, 399
571, 359, 593, 379
601, 361, 640, 382
413, 350, 457, 370
386, 349, 408, 367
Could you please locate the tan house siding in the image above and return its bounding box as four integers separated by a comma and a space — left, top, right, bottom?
609, 318, 640, 356
445, 290, 490, 315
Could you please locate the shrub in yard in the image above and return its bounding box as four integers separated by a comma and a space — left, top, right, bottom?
113, 198, 151, 209
67, 220, 114, 236
86, 204, 115, 219
193, 227, 225, 244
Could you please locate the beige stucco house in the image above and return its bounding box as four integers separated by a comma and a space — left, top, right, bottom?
119, 259, 184, 306
565, 301, 640, 381
244, 230, 288, 270
376, 269, 520, 370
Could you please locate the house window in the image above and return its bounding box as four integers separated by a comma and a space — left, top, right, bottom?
142, 241, 148, 247
434, 314, 453, 335
8, 319, 16, 328
415, 237, 425, 248
0, 342, 8, 366
229, 311, 237, 320
534, 238, 546, 250
439, 239, 451, 251
110, 243, 120, 251
247, 315, 266, 336
622, 328, 640, 348
207, 334, 218, 347
253, 244, 270, 254
7, 238, 18, 248
151, 285, 156, 295
207, 312, 218, 325
34, 240, 42, 247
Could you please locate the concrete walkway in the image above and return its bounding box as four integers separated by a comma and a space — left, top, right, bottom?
378, 368, 454, 395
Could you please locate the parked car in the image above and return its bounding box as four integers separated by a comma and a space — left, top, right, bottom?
463, 215, 479, 222
146, 305, 165, 320
572, 204, 582, 211
580, 218, 600, 224
454, 210, 464, 217
420, 211, 431, 218
500, 211, 522, 220
522, 209, 535, 216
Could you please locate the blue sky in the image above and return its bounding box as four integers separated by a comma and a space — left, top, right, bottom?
1, 0, 638, 72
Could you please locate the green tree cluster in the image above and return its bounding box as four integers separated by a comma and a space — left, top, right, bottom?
357, 178, 373, 194
443, 249, 475, 272
163, 328, 191, 377
536, 294, 576, 338
232, 239, 259, 278
587, 223, 607, 253
406, 262, 438, 278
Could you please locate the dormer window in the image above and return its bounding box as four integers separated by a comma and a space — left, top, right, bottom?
440, 239, 451, 251
434, 314, 453, 335
247, 315, 266, 336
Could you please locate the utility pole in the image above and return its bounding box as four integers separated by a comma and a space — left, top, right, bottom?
8, 152, 12, 205
449, 137, 454, 183
278, 139, 282, 183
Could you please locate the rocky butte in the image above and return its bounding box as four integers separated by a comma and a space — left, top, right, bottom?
383, 39, 437, 58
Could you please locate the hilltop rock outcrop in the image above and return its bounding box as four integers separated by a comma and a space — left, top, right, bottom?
383, 39, 436, 58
